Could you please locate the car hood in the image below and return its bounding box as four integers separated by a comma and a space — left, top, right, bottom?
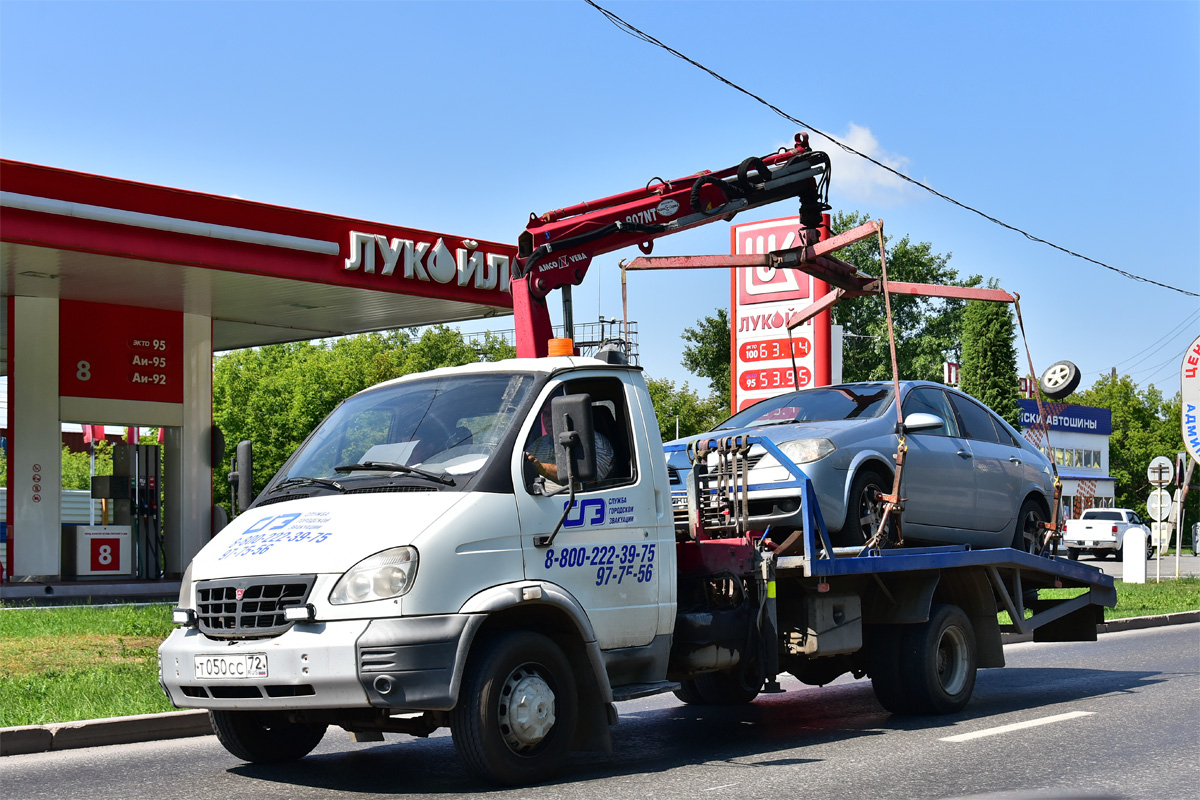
189, 492, 466, 579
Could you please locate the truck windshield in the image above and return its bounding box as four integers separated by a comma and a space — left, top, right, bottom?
716, 385, 894, 429
278, 372, 535, 490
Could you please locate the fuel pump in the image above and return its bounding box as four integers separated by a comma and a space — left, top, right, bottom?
113, 443, 163, 579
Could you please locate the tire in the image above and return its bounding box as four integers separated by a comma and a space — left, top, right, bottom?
450, 631, 577, 786
1039, 360, 1081, 400
674, 664, 761, 705
1093, 549, 1110, 560
839, 468, 892, 547
1013, 497, 1047, 554
1067, 547, 1080, 561
209, 710, 327, 763
867, 624, 911, 714
672, 679, 707, 705
893, 604, 978, 715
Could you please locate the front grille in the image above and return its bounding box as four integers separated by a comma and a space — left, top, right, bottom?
195, 575, 315, 639
668, 465, 682, 485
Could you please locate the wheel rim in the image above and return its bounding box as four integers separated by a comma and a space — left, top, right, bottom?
1044, 364, 1070, 389
935, 625, 970, 696
1022, 507, 1045, 552
497, 664, 556, 755
857, 481, 886, 540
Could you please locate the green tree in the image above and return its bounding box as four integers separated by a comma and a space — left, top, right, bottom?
681, 309, 732, 412
1071, 375, 1191, 520
644, 377, 725, 443
61, 441, 114, 490
830, 211, 982, 382
958, 287, 1021, 427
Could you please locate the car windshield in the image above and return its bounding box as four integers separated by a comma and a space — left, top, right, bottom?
716, 385, 894, 430
276, 372, 535, 490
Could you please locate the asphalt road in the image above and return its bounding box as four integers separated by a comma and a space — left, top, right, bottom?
2, 624, 1196, 800
1070, 549, 1200, 581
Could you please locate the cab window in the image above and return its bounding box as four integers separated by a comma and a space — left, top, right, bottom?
522, 377, 636, 493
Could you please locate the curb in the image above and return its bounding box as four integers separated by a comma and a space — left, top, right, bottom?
3, 613, 1197, 757
0, 710, 211, 756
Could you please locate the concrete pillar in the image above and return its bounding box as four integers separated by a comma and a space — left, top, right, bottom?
163, 313, 212, 576
12, 297, 61, 579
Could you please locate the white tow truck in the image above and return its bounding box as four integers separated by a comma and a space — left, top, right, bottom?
159, 138, 1117, 786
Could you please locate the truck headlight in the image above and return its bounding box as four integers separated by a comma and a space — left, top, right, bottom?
776, 438, 835, 465
329, 546, 419, 605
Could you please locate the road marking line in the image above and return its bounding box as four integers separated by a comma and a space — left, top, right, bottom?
940, 711, 1095, 742
703, 785, 738, 792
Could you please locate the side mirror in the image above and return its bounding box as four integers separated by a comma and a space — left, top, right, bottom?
228, 440, 254, 516
903, 412, 945, 433
550, 394, 597, 484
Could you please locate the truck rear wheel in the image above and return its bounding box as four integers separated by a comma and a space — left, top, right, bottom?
674, 666, 760, 705
908, 604, 978, 714
209, 710, 327, 763
450, 631, 577, 786
870, 604, 978, 715
1067, 547, 1081, 560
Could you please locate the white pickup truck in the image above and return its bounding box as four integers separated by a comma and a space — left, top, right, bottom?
1061, 508, 1153, 560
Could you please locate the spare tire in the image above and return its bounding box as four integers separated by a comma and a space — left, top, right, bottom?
1040, 360, 1081, 400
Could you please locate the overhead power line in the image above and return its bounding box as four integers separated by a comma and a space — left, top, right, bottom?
583, 0, 1199, 299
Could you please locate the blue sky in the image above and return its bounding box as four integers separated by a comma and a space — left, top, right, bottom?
2, 0, 1197, 400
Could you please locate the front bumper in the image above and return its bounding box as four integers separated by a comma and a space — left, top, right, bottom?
159, 613, 482, 712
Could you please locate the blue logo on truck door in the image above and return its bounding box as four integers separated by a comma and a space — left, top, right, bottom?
563, 498, 606, 527
561, 495, 637, 528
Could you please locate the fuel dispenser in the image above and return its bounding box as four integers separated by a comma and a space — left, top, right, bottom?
116, 443, 163, 579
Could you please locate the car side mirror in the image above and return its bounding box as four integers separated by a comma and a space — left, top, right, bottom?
550, 394, 597, 484
903, 412, 945, 433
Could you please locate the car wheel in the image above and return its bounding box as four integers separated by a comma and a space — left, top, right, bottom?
209, 710, 327, 763
1092, 549, 1109, 560
840, 468, 892, 547
450, 631, 577, 786
1012, 498, 1047, 554
1039, 360, 1081, 400
1067, 547, 1080, 561
677, 666, 761, 705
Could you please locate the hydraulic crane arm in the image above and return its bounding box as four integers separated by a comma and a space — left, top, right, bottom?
512, 133, 831, 357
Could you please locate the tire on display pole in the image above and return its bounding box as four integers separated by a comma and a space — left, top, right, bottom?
450, 631, 577, 786
209, 710, 327, 763
895, 603, 978, 715
1039, 360, 1081, 400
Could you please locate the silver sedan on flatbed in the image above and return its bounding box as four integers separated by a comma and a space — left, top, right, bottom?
666, 381, 1055, 551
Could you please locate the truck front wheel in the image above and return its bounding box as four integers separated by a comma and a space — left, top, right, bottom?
451, 631, 577, 786
209, 710, 327, 763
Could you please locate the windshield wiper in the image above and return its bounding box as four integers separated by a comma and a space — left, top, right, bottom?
333, 461, 456, 486
268, 476, 346, 494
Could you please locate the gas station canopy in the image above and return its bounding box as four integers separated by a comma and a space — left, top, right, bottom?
1, 159, 516, 362
0, 159, 517, 583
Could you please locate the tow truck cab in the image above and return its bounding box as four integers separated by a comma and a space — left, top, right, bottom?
160, 356, 678, 783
